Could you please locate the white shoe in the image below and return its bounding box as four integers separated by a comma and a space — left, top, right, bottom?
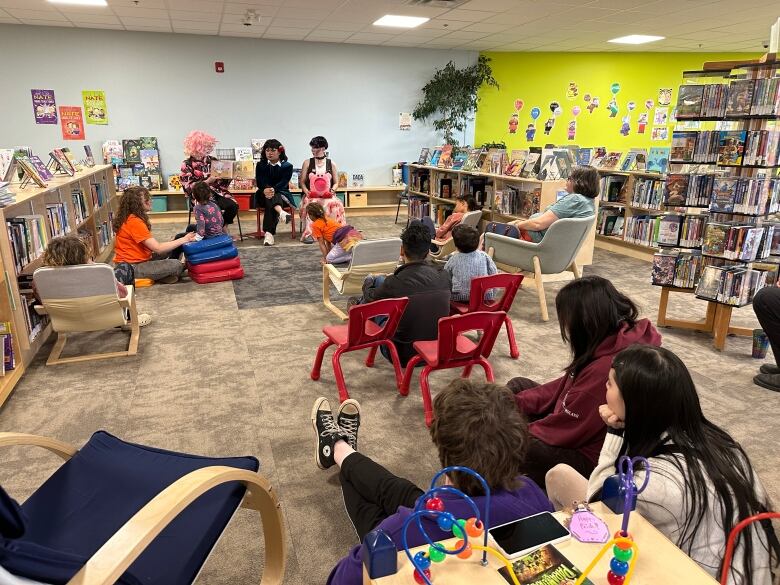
263, 232, 275, 246
279, 209, 290, 224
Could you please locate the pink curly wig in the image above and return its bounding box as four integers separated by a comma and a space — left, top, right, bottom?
183, 130, 217, 158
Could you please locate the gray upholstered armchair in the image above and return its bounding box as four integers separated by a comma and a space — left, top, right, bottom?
484, 215, 595, 321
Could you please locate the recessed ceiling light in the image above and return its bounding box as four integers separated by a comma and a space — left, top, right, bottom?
47, 0, 108, 5
608, 34, 665, 45
373, 15, 429, 28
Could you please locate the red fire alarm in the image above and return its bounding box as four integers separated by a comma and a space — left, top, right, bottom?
215, 61, 224, 73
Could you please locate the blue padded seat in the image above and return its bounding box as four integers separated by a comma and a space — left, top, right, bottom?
0, 431, 258, 585
181, 233, 233, 256
186, 245, 238, 266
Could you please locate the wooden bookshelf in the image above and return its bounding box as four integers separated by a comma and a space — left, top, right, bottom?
0, 164, 117, 406
408, 163, 596, 266
146, 185, 405, 220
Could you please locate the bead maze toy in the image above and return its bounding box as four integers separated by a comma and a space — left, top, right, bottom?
573, 456, 651, 585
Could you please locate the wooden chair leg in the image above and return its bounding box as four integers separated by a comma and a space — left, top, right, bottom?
322, 265, 347, 321
570, 261, 581, 279
46, 333, 67, 365
127, 291, 140, 356
533, 256, 549, 322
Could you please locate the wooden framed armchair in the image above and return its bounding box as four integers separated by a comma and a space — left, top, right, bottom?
323, 238, 402, 320
429, 209, 483, 262
32, 265, 140, 365
0, 431, 286, 585
484, 215, 595, 322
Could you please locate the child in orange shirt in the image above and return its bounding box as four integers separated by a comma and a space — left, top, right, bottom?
307, 201, 362, 264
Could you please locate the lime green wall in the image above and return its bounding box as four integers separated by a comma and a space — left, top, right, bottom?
474, 52, 759, 151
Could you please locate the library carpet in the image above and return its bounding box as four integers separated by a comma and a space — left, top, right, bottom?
0, 215, 777, 585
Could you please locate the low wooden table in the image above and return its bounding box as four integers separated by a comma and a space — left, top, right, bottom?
365, 503, 717, 584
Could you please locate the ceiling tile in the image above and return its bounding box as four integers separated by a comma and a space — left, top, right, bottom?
437, 30, 487, 41
317, 20, 367, 31
173, 21, 219, 32
347, 31, 396, 41
124, 24, 172, 32
269, 17, 321, 29
418, 19, 469, 31
274, 5, 332, 19
119, 17, 171, 27
262, 26, 311, 36
306, 29, 352, 40
458, 0, 522, 10
440, 8, 498, 22
111, 6, 170, 18
77, 22, 124, 29
222, 3, 278, 15
6, 8, 65, 20
460, 21, 513, 33
166, 0, 223, 13
67, 14, 122, 24
220, 23, 268, 33
170, 11, 219, 23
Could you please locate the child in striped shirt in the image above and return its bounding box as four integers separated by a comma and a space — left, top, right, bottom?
444, 224, 497, 302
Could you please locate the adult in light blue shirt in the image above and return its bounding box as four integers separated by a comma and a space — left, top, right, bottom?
511, 166, 599, 242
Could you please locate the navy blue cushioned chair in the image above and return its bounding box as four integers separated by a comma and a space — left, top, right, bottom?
0, 431, 285, 585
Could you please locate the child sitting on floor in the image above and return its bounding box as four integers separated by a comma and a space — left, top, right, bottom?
192, 181, 225, 240
444, 224, 497, 302
38, 235, 151, 327
307, 201, 362, 265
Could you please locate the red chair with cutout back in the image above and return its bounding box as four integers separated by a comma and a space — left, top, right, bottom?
311, 297, 409, 402
400, 311, 506, 426
720, 512, 780, 584
450, 273, 523, 359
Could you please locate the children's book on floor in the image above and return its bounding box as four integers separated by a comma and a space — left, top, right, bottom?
497, 544, 594, 585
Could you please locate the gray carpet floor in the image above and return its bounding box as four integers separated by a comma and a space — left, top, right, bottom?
0, 214, 777, 584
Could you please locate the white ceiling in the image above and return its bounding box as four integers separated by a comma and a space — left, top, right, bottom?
0, 0, 776, 52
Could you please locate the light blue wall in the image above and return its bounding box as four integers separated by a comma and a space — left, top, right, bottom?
1, 24, 476, 184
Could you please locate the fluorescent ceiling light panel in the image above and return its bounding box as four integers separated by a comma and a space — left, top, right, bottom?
47, 0, 108, 5
373, 15, 429, 28
608, 34, 665, 45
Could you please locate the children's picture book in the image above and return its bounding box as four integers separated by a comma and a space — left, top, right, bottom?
148, 174, 162, 190
599, 151, 623, 170
646, 147, 670, 174
210, 160, 234, 179
233, 160, 254, 180
83, 145, 95, 167
428, 147, 443, 168
591, 147, 607, 168
122, 139, 142, 164
463, 148, 485, 171
15, 157, 47, 187
657, 215, 682, 246
671, 131, 697, 162
234, 147, 253, 161
620, 151, 638, 171
522, 150, 542, 178
417, 147, 430, 165
709, 177, 739, 213
664, 174, 690, 207
725, 80, 755, 117
717, 130, 746, 166
676, 85, 704, 118
250, 139, 265, 160
438, 145, 453, 169
702, 222, 729, 256
337, 171, 348, 189
497, 544, 594, 585
575, 148, 593, 166
652, 253, 678, 285
451, 148, 469, 170
139, 149, 160, 173
696, 265, 726, 300
489, 150, 506, 175
29, 155, 53, 180
50, 149, 75, 175
505, 149, 529, 176
102, 140, 123, 165
139, 137, 158, 150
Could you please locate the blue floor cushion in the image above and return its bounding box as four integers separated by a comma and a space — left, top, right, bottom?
182, 234, 233, 257
186, 245, 238, 266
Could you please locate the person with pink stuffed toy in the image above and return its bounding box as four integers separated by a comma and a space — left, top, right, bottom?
299, 136, 346, 244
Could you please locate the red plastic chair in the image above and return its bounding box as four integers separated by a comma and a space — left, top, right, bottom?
311, 297, 409, 402
450, 273, 523, 359
400, 311, 506, 426
720, 512, 780, 584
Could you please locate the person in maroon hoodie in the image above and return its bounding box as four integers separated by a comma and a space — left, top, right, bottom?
507, 275, 661, 489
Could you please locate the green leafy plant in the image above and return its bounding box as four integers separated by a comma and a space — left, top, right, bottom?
413, 55, 499, 146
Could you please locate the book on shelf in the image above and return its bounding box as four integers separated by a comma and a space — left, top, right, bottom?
83, 145, 95, 167
0, 321, 15, 374
576, 148, 593, 166
597, 207, 624, 236
122, 139, 142, 164
671, 131, 697, 162
437, 144, 453, 169
553, 149, 574, 179
417, 147, 430, 165
521, 149, 541, 178
0, 182, 16, 208
139, 137, 158, 150
709, 177, 739, 213
139, 149, 160, 173
439, 178, 453, 198
725, 79, 755, 117
591, 147, 607, 168
250, 139, 265, 160
600, 175, 627, 203
233, 160, 254, 181
646, 147, 671, 174
15, 157, 48, 188
700, 83, 728, 118
752, 260, 780, 287
717, 130, 746, 166
494, 185, 540, 217
751, 77, 780, 116
102, 140, 123, 165
45, 203, 70, 238
428, 147, 443, 168
60, 148, 80, 172
652, 251, 678, 286
461, 148, 482, 171
451, 148, 469, 171
488, 149, 506, 175
29, 156, 53, 181
408, 197, 430, 220
620, 149, 647, 171
689, 130, 720, 163
696, 265, 767, 306
676, 84, 705, 118
624, 214, 663, 247
664, 174, 690, 207
630, 177, 665, 209
702, 222, 729, 256
680, 215, 706, 247
743, 130, 780, 166
504, 149, 528, 176
598, 151, 623, 170
6, 215, 47, 272
234, 147, 253, 161
0, 149, 14, 181
497, 543, 593, 585
49, 149, 75, 176
657, 215, 683, 246
337, 171, 348, 189
214, 148, 236, 161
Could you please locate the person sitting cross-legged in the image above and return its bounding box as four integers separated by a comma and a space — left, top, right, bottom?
311, 379, 554, 585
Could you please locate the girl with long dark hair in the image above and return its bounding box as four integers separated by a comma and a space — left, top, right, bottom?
546, 345, 779, 584
254, 138, 294, 246
508, 275, 662, 488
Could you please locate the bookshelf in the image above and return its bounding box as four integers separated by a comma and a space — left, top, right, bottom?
0, 164, 117, 406
653, 54, 780, 350
408, 163, 596, 266
145, 185, 406, 220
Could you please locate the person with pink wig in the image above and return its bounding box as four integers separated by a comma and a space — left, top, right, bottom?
180, 130, 239, 229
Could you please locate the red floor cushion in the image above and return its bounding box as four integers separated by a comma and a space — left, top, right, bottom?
190, 267, 245, 284
186, 257, 241, 276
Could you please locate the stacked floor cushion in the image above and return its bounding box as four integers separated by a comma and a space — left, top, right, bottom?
182, 234, 244, 284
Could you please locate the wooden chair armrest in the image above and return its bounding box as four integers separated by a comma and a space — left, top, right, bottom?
432, 238, 449, 247
118, 285, 135, 309
34, 304, 48, 316
0, 432, 78, 460
324, 262, 347, 283
67, 466, 286, 585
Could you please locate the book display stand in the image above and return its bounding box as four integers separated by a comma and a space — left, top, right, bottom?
654, 52, 780, 350
47, 153, 73, 176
